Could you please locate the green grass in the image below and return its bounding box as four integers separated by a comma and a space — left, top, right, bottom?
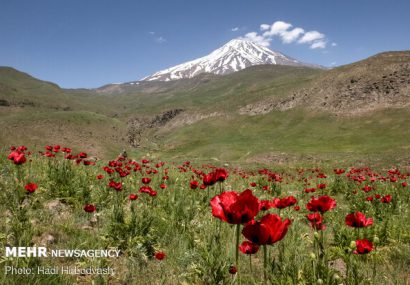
0, 150, 409, 284
152, 107, 410, 164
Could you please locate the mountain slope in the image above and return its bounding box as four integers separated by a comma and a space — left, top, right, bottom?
141, 39, 313, 81
240, 51, 410, 115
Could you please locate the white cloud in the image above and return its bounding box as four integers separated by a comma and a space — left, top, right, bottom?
239, 20, 329, 49
298, 31, 325, 44
240, 32, 271, 47
263, 21, 292, 37
310, 40, 326, 49
231, 27, 239, 32
281, 27, 305, 43
331, 42, 337, 47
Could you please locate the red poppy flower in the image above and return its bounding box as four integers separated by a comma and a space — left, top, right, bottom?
381, 195, 392, 203
214, 168, 229, 182
139, 186, 153, 194
83, 160, 95, 166
8, 151, 27, 165
159, 183, 167, 189
108, 181, 122, 191
210, 189, 259, 224
354, 239, 373, 254
190, 180, 199, 189
334, 168, 345, 175
306, 196, 337, 213
259, 200, 273, 211
84, 204, 96, 213
239, 241, 259, 255
78, 152, 87, 158
317, 183, 326, 190
250, 182, 257, 187
96, 174, 104, 180
306, 213, 326, 230
154, 251, 166, 260
142, 177, 151, 184
24, 183, 38, 193
62, 147, 71, 153
242, 213, 291, 245
228, 265, 237, 274
402, 182, 408, 187
362, 185, 373, 193
272, 196, 297, 209
142, 159, 149, 164
345, 212, 373, 228
203, 173, 216, 186
129, 194, 138, 200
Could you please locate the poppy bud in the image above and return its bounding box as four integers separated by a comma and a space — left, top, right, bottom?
228, 265, 237, 274
349, 240, 357, 249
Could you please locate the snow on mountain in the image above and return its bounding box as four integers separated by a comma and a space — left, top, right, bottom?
141, 39, 311, 81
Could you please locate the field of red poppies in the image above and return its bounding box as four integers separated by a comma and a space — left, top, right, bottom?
1, 145, 410, 285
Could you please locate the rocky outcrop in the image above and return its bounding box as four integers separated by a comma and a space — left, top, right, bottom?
239, 51, 410, 116
127, 109, 184, 147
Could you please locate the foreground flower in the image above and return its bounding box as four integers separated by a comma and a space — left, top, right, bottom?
210, 189, 259, 224
24, 183, 38, 193
84, 204, 96, 213
306, 213, 326, 231
306, 195, 337, 213
239, 241, 259, 255
242, 213, 291, 245
345, 212, 373, 228
154, 251, 166, 260
354, 239, 374, 254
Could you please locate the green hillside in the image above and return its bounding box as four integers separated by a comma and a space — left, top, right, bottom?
0, 52, 409, 164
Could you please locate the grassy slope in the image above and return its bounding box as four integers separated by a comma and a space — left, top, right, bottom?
154, 107, 410, 164
0, 67, 128, 157
1, 56, 409, 164
109, 65, 321, 115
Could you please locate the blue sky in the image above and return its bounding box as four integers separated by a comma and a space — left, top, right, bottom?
0, 0, 409, 88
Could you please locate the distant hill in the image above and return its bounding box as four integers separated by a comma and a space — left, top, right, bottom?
0, 51, 409, 164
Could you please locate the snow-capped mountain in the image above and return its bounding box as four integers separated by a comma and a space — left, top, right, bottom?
142, 39, 312, 81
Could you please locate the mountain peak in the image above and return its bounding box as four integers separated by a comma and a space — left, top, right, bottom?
141, 39, 312, 81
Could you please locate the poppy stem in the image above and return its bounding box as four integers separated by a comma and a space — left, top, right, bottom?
235, 224, 240, 267
249, 254, 252, 273
263, 245, 267, 284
